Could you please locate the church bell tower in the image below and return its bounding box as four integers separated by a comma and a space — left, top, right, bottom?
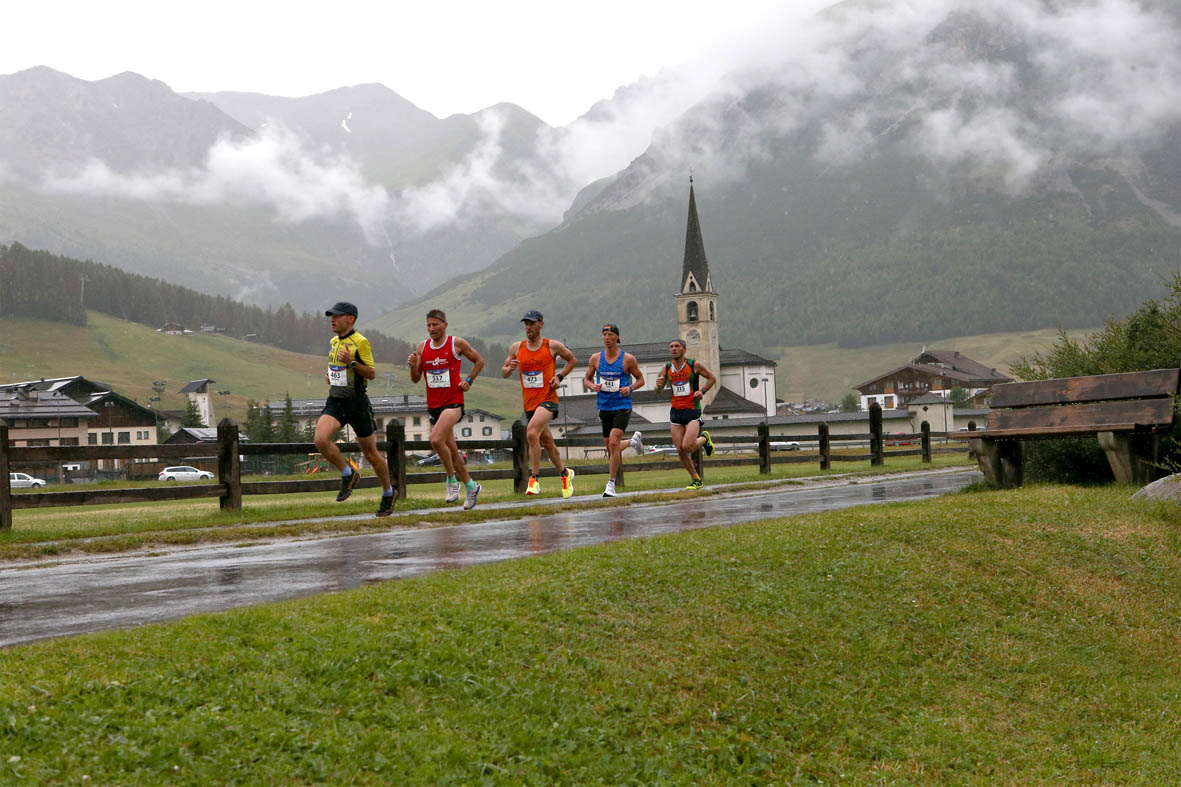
675, 178, 721, 406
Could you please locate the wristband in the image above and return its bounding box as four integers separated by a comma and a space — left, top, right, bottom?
557, 373, 565, 381
465, 376, 474, 385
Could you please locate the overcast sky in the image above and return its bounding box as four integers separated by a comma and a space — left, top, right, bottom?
1, 0, 834, 126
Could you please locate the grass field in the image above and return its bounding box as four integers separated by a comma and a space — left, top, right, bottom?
0, 312, 1097, 417
1, 452, 972, 560
0, 311, 530, 421
3, 483, 1180, 782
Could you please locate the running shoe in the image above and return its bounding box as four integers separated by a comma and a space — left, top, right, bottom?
445, 480, 461, 503
602, 479, 617, 498
463, 482, 482, 510
336, 470, 360, 502
561, 467, 575, 499
628, 430, 644, 454
684, 479, 704, 490
526, 475, 541, 496
702, 430, 715, 457
376, 494, 395, 517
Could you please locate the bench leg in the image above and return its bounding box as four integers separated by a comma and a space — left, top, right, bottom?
1098, 431, 1159, 486
971, 438, 1023, 488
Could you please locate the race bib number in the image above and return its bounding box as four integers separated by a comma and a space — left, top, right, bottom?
427, 369, 451, 388
672, 381, 691, 397
600, 377, 620, 393
523, 370, 545, 389
328, 365, 348, 386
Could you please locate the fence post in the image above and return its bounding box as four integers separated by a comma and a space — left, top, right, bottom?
0, 425, 11, 530
512, 420, 528, 494
818, 423, 830, 471
758, 422, 771, 475
217, 418, 242, 511
388, 420, 407, 500
921, 421, 932, 463
869, 401, 884, 466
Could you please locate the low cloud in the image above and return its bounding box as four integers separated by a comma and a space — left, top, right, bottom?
42, 126, 391, 243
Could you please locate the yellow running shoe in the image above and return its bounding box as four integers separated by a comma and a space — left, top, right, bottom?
526, 475, 541, 496
560, 467, 575, 499
702, 430, 715, 457
684, 478, 704, 490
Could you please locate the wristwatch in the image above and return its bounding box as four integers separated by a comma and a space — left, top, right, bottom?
348, 360, 358, 369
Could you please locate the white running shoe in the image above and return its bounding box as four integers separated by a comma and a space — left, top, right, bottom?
629, 430, 644, 454
444, 481, 461, 503
603, 479, 618, 498
463, 482, 482, 510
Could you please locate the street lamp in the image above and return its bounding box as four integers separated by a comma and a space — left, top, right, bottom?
761, 378, 771, 422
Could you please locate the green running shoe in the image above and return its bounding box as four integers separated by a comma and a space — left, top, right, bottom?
684, 478, 704, 490
701, 430, 715, 457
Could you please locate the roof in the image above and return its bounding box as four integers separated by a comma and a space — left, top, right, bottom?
566, 342, 776, 367
0, 388, 99, 420
178, 379, 215, 394
0, 376, 113, 395
908, 393, 949, 405
855, 362, 1008, 391
164, 427, 252, 443
681, 181, 712, 293
913, 350, 1011, 381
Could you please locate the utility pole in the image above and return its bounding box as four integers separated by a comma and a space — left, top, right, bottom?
79, 274, 89, 307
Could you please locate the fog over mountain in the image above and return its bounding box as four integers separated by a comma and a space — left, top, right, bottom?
1, 0, 1179, 343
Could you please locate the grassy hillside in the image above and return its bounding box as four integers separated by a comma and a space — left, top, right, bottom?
775, 326, 1096, 403
0, 311, 526, 421
0, 313, 1098, 416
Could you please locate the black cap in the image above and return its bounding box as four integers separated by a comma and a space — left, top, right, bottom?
602, 323, 620, 337
521, 309, 543, 322
325, 302, 358, 318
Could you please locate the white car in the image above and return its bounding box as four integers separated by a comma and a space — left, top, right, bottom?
9, 472, 47, 489
158, 466, 214, 482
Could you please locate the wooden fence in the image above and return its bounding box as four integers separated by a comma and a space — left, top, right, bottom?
1, 404, 968, 529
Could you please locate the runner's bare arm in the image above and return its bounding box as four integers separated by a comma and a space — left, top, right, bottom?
550, 340, 577, 389
694, 362, 717, 400
501, 342, 522, 377
584, 352, 601, 392
407, 340, 425, 383
654, 365, 667, 392
621, 353, 644, 396
454, 338, 485, 391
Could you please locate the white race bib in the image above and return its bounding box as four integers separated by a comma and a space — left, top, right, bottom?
522, 370, 545, 389
328, 365, 348, 386
672, 381, 691, 397
600, 377, 620, 393
427, 369, 451, 389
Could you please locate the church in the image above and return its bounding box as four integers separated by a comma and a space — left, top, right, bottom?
558, 181, 778, 434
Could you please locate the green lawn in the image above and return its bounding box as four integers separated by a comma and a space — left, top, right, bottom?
1, 453, 971, 559
3, 484, 1181, 782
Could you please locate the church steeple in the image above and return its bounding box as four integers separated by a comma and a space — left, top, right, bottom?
680, 177, 713, 294
675, 177, 721, 406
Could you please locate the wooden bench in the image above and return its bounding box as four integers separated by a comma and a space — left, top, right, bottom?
969, 368, 1180, 487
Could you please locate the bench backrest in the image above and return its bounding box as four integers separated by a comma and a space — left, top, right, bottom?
986, 368, 1180, 434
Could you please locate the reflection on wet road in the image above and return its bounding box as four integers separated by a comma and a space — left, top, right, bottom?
0, 471, 977, 647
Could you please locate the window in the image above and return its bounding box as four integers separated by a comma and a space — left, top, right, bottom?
709, 302, 715, 320
136, 430, 149, 440
687, 301, 699, 321
414, 434, 422, 441
88, 433, 97, 445
59, 437, 79, 446
118, 431, 131, 444
101, 432, 113, 445
482, 427, 493, 436
479, 415, 485, 422
461, 427, 472, 437
27, 439, 50, 447
413, 416, 421, 426
60, 417, 78, 427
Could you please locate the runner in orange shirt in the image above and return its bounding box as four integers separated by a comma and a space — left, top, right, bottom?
653, 337, 717, 489
501, 310, 577, 497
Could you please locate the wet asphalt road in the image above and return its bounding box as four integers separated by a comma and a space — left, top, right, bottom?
0, 470, 977, 647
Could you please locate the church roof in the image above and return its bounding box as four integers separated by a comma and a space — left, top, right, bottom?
681, 181, 712, 293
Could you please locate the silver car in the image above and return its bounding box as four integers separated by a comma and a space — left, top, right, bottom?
9, 472, 47, 489
158, 466, 214, 482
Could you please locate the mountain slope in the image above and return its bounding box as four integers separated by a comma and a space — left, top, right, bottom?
371, 3, 1181, 350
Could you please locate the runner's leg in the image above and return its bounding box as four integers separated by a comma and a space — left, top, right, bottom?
671, 422, 698, 480
525, 408, 553, 477
431, 407, 470, 483
314, 414, 348, 471
357, 433, 391, 490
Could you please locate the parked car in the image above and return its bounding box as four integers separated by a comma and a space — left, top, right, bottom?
770, 441, 801, 450
416, 451, 467, 467
885, 433, 915, 446
644, 445, 679, 456
158, 466, 214, 481
9, 472, 46, 489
